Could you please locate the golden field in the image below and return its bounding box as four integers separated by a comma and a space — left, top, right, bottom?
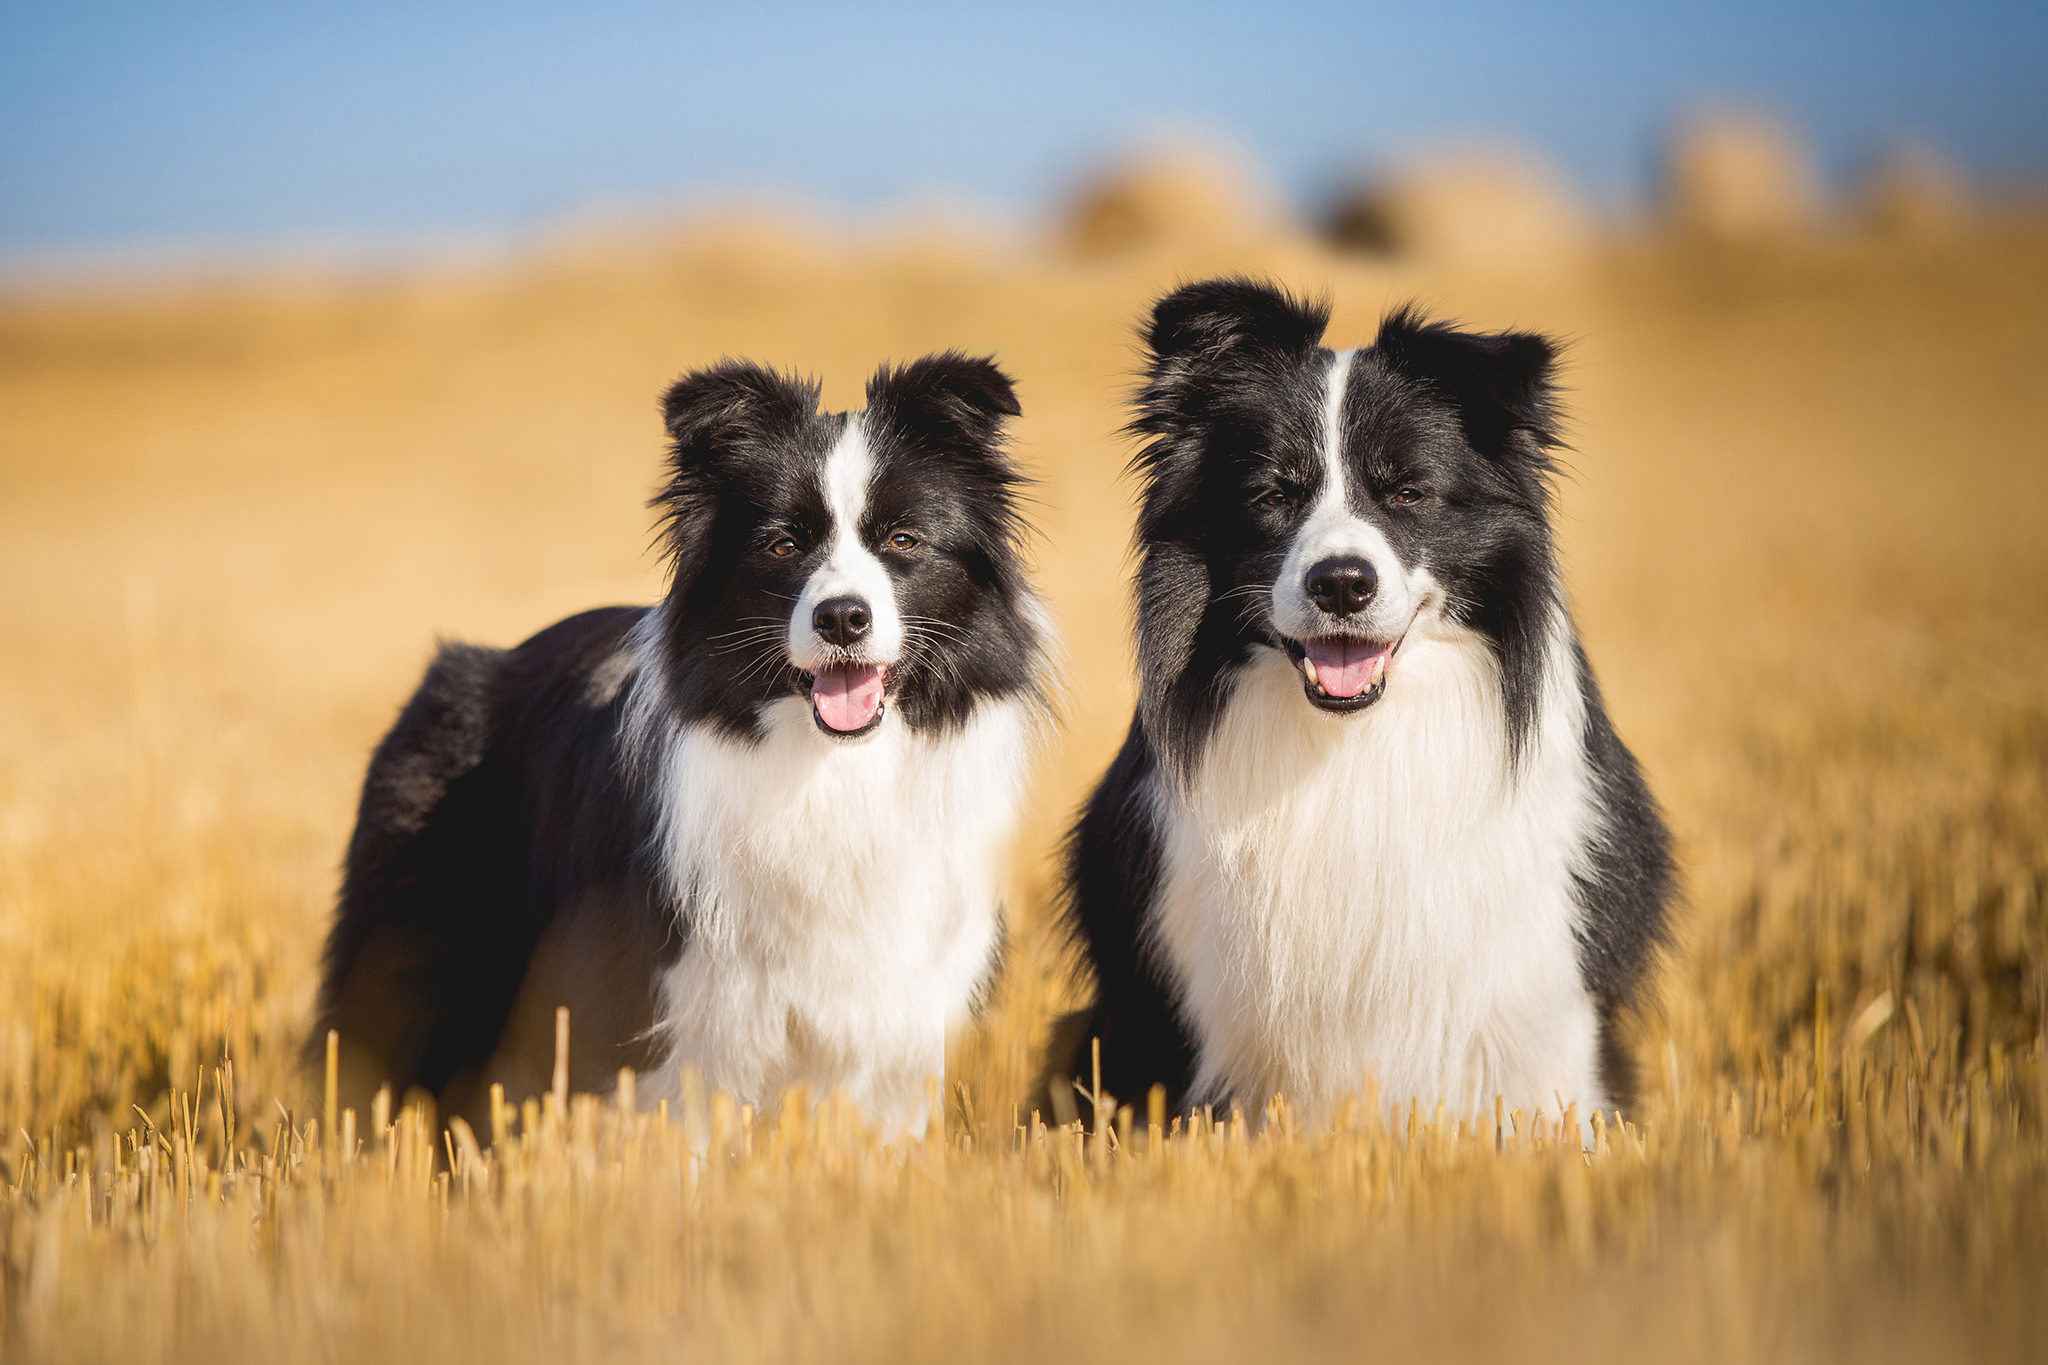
2, 207, 2046, 1360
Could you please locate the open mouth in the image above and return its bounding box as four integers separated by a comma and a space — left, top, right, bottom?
1284, 636, 1396, 713
807, 662, 890, 737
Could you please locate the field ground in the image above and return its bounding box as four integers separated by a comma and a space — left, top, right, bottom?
3, 215, 2047, 1360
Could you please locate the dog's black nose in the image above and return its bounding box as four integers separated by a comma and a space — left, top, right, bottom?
812, 596, 873, 646
1305, 557, 1377, 617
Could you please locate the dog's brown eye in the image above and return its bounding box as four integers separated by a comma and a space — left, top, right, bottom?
1390, 487, 1423, 506
1257, 489, 1291, 510
768, 537, 799, 557
887, 531, 919, 551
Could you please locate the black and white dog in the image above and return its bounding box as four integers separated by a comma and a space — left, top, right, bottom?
311, 353, 1052, 1138
1060, 279, 1672, 1126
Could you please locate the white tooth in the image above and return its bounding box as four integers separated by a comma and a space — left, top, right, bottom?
1369, 655, 1386, 685
1301, 656, 1318, 686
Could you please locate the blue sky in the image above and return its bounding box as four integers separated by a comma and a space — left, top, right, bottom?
4, 0, 2045, 255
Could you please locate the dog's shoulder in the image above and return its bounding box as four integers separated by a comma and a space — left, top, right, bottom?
345, 607, 640, 841
500, 606, 648, 711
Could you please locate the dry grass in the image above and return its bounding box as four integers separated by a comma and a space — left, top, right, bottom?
3, 216, 2047, 1361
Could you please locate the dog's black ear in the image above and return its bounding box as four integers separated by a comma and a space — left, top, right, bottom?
1130, 277, 1329, 498
653, 360, 819, 596
864, 351, 1021, 458
660, 359, 818, 457
1142, 276, 1329, 371
1372, 306, 1562, 462
867, 353, 1033, 598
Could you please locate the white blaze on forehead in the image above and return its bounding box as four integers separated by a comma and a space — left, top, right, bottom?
1281, 352, 1373, 574
788, 417, 906, 668
825, 415, 873, 531
1320, 346, 1357, 498
1271, 347, 1422, 640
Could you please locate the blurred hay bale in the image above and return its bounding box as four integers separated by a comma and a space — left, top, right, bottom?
1059, 144, 1283, 259
1663, 113, 1825, 242
1860, 142, 1973, 239
1328, 151, 1592, 268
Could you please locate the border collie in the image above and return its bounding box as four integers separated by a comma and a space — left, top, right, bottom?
310, 353, 1052, 1139
1057, 278, 1672, 1127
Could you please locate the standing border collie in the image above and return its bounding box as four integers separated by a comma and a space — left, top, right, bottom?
310, 353, 1052, 1139
1058, 278, 1672, 1126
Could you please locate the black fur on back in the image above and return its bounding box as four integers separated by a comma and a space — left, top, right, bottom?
1053, 276, 1673, 1115
308, 607, 671, 1110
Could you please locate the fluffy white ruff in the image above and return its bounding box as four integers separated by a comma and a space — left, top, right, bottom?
1146, 606, 1608, 1129
625, 618, 1036, 1139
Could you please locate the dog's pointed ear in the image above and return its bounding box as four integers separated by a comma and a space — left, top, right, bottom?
1127, 277, 1326, 539
1142, 276, 1329, 372
653, 360, 818, 598
866, 353, 1031, 593
1129, 277, 1329, 500
1372, 306, 1562, 462
864, 351, 1021, 457
660, 360, 818, 458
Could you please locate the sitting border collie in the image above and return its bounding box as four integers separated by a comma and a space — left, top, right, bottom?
1057, 278, 1672, 1127
310, 353, 1052, 1138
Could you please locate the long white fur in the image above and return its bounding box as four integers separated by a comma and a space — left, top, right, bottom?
1147, 348, 1607, 1128
622, 418, 1037, 1139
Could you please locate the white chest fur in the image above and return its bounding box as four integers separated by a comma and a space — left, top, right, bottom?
1149, 618, 1608, 1125
632, 689, 1034, 1138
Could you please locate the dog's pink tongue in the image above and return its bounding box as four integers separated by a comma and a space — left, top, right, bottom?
812, 663, 886, 732
1304, 637, 1392, 699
